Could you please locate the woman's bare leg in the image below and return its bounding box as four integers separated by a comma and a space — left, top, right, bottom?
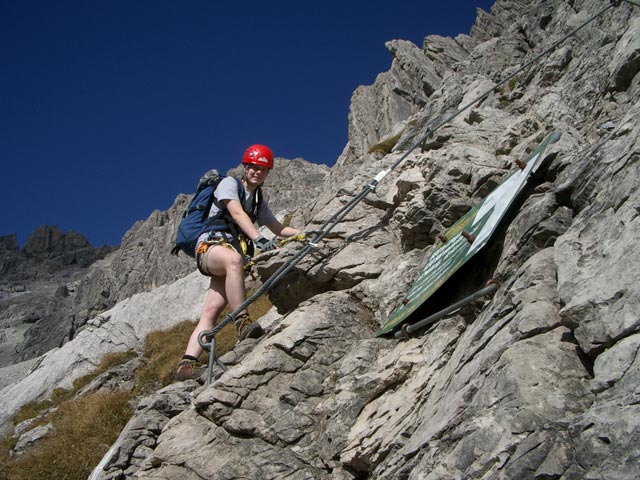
183, 245, 247, 359
183, 274, 227, 358
206, 245, 248, 313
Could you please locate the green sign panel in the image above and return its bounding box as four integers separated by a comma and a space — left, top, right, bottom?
377, 131, 562, 336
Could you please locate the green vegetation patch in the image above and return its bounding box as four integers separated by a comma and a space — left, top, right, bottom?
1, 390, 133, 480
368, 131, 403, 155
1, 291, 274, 478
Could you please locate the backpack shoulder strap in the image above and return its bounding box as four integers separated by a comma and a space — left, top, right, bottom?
254, 186, 263, 219
233, 177, 244, 202
232, 178, 261, 221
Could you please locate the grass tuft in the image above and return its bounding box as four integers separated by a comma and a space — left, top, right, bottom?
72, 350, 138, 393
368, 131, 403, 155
1, 390, 133, 480
136, 319, 207, 389
135, 291, 272, 389
0, 291, 273, 479
14, 351, 137, 426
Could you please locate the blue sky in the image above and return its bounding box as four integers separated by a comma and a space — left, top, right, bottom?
1, 0, 495, 247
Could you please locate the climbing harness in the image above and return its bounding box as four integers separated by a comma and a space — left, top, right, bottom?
172, 172, 263, 258
198, 0, 634, 385
196, 237, 255, 276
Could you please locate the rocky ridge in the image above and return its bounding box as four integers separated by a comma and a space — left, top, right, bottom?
0, 157, 329, 427
0, 227, 114, 372
70, 157, 330, 330
0, 158, 328, 377
2, 0, 640, 479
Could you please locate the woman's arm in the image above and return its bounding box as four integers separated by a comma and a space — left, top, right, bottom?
265, 219, 300, 238
224, 199, 262, 240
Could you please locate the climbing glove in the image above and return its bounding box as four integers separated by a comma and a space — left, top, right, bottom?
254, 235, 279, 252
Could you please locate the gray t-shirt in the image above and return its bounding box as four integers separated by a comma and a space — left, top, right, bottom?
197, 177, 276, 243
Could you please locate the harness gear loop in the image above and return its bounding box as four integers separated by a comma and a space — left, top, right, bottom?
200, 177, 261, 265
196, 237, 254, 276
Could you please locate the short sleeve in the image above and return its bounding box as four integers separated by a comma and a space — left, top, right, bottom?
214, 177, 241, 203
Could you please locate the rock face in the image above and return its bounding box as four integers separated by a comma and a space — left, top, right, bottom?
5, 0, 640, 479
0, 157, 329, 372
229, 157, 331, 227
0, 157, 329, 430
0, 271, 208, 434
68, 194, 196, 331
0, 226, 111, 280
127, 1, 639, 478
21, 225, 106, 266
0, 227, 113, 367
71, 157, 330, 329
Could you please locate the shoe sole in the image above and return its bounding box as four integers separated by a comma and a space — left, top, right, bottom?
174, 367, 205, 382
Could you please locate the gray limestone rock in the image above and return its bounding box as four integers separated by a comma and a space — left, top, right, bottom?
5, 1, 640, 479
0, 226, 114, 366
72, 157, 329, 329
0, 271, 208, 436
609, 15, 640, 92
135, 292, 377, 480
11, 423, 54, 456
122, 1, 640, 478
88, 382, 198, 480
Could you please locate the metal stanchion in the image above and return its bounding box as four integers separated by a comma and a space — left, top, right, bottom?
395, 281, 500, 339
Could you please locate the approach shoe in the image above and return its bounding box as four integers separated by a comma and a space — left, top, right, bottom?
174, 359, 206, 382
236, 314, 263, 341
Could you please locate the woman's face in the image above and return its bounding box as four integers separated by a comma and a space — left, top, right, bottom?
244, 164, 270, 186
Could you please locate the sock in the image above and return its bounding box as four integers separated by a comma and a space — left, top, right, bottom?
181, 354, 198, 363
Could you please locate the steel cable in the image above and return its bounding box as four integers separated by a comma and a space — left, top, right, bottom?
198, 0, 629, 377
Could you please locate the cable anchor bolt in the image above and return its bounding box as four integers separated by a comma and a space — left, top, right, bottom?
461, 231, 476, 244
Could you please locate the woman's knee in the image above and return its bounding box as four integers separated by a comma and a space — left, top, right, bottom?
209, 247, 243, 274
226, 252, 244, 271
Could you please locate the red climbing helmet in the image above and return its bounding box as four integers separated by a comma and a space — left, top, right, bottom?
242, 144, 274, 169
